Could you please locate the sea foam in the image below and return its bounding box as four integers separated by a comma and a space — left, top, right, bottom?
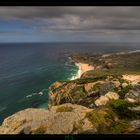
26, 91, 44, 98
69, 63, 82, 80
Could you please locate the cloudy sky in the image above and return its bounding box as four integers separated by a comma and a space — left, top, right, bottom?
0, 6, 140, 43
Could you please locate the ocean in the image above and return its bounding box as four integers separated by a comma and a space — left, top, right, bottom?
0, 42, 140, 124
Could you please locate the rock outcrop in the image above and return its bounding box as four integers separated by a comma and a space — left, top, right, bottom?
95, 92, 119, 106
125, 84, 140, 103
1, 102, 137, 134
48, 74, 131, 109
130, 120, 140, 133
0, 103, 93, 134
0, 103, 124, 134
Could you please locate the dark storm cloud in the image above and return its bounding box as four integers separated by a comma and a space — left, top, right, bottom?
1, 6, 140, 42
0, 6, 140, 31
0, 7, 140, 19
0, 7, 94, 19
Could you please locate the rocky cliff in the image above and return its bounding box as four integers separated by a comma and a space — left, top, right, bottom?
0, 52, 140, 134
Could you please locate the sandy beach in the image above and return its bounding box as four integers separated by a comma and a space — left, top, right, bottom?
70, 62, 95, 80
76, 63, 95, 75
122, 74, 140, 83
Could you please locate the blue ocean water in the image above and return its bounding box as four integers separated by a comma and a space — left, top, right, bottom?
0, 42, 140, 124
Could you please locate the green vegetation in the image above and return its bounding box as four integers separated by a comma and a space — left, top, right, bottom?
86, 110, 106, 126
85, 105, 131, 134
82, 69, 121, 78
85, 109, 115, 130
71, 87, 87, 102
93, 82, 102, 90
118, 78, 126, 84
118, 85, 132, 99
82, 69, 140, 79
67, 77, 107, 84
102, 120, 130, 134
56, 106, 74, 112
108, 99, 140, 119
34, 126, 46, 134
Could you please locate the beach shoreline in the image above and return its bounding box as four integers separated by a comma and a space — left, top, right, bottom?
76, 63, 95, 75
69, 62, 95, 80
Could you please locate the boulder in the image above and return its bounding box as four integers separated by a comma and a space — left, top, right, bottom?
122, 83, 128, 88
98, 82, 115, 96
84, 82, 95, 93
127, 98, 137, 103
52, 81, 64, 89
95, 92, 119, 106
130, 120, 140, 129
95, 96, 109, 106
129, 120, 140, 134
128, 106, 140, 112
125, 84, 140, 103
105, 92, 119, 100
112, 80, 121, 88
84, 81, 104, 93
105, 63, 113, 69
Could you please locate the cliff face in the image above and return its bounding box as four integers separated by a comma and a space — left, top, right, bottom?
0, 52, 140, 134
0, 104, 93, 134
48, 74, 140, 108
0, 73, 139, 134
0, 102, 138, 134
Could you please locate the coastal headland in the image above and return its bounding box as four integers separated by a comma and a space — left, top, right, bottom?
0, 51, 140, 134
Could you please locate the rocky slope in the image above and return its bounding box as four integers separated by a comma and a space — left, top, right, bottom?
0, 52, 140, 134
48, 73, 140, 108
0, 100, 140, 134
0, 103, 93, 134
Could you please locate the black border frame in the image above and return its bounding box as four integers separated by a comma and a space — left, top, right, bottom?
0, 0, 140, 139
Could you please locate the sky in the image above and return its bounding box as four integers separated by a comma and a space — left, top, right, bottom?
0, 6, 140, 43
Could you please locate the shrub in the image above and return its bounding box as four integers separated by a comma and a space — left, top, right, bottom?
108, 99, 139, 119
34, 126, 46, 134
56, 106, 74, 112
85, 109, 115, 131
118, 85, 132, 99
102, 120, 130, 134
